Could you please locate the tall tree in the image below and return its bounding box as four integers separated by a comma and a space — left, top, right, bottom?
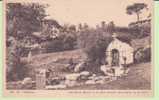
107, 21, 115, 33
126, 3, 147, 22
7, 3, 47, 39
6, 3, 47, 81
101, 21, 106, 29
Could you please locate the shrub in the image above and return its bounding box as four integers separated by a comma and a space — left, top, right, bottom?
134, 47, 151, 63
78, 29, 112, 66
143, 47, 151, 62
41, 33, 77, 53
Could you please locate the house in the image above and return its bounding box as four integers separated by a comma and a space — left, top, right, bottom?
106, 33, 134, 66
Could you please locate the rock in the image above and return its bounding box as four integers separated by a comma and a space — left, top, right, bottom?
45, 84, 67, 89
79, 71, 91, 80
94, 76, 104, 81
92, 74, 96, 77
80, 71, 90, 76
103, 76, 111, 81
50, 78, 61, 85
88, 74, 96, 80
22, 77, 32, 85
74, 62, 85, 72
88, 76, 94, 80
64, 80, 77, 87
85, 80, 96, 85
65, 73, 81, 81
96, 80, 105, 84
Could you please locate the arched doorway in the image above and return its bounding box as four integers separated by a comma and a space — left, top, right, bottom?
111, 49, 119, 66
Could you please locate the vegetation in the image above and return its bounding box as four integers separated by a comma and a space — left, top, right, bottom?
6, 3, 47, 81
6, 2, 151, 82
126, 3, 148, 22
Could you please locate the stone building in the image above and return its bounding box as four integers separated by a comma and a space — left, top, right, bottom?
106, 33, 134, 66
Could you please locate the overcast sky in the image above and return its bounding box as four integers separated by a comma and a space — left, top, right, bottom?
8, 0, 153, 27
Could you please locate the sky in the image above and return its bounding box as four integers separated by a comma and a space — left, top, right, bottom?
8, 0, 153, 27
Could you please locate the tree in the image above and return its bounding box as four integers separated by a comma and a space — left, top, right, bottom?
83, 23, 89, 30
6, 3, 47, 81
7, 3, 47, 39
101, 21, 106, 29
41, 19, 61, 40
69, 25, 76, 32
107, 21, 115, 33
77, 28, 112, 65
126, 3, 147, 22
78, 23, 83, 31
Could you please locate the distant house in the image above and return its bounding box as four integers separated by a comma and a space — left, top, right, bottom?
106, 33, 134, 66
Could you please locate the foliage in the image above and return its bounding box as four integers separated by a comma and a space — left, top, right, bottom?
134, 47, 151, 63
6, 3, 47, 81
7, 3, 47, 38
6, 37, 31, 81
126, 3, 147, 22
77, 28, 112, 66
129, 23, 151, 38
41, 33, 77, 53
40, 19, 61, 40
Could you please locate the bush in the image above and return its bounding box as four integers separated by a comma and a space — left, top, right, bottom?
143, 47, 151, 62
41, 33, 77, 53
78, 29, 112, 66
134, 47, 151, 63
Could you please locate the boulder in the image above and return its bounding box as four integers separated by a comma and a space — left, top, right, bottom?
95, 80, 105, 84
50, 77, 61, 85
80, 71, 90, 76
22, 77, 32, 85
88, 74, 96, 80
103, 76, 111, 81
85, 80, 96, 85
93, 76, 101, 81
65, 73, 81, 81
74, 62, 85, 72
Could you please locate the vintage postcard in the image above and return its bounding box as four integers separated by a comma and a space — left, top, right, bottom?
3, 0, 154, 97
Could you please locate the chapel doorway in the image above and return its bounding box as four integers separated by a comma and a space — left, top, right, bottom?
111, 49, 119, 66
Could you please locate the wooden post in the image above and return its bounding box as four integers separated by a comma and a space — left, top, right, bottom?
36, 68, 46, 90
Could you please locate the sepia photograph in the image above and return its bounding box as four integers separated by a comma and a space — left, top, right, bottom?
4, 0, 153, 97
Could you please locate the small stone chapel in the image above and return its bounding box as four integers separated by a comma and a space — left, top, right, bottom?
106, 33, 134, 67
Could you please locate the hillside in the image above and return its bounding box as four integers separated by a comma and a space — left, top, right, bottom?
22, 49, 86, 68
